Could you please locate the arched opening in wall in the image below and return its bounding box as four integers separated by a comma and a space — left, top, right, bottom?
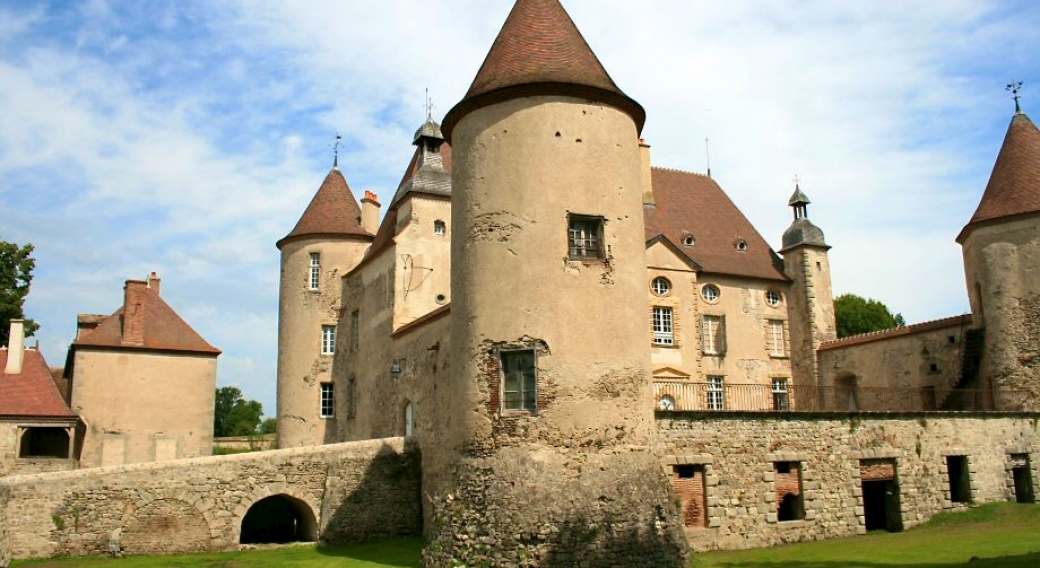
18, 427, 70, 458
835, 375, 860, 411
239, 495, 317, 545
402, 400, 416, 437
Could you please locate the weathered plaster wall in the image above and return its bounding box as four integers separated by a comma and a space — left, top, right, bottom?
783, 245, 837, 386
657, 412, 1040, 551
392, 195, 452, 330
0, 437, 419, 561
71, 349, 216, 468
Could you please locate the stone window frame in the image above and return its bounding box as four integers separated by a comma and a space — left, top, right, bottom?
939, 450, 978, 508
701, 314, 726, 356
765, 319, 789, 358
765, 289, 783, 307
700, 283, 721, 304
309, 252, 321, 290
661, 454, 721, 530
566, 213, 606, 261
1004, 449, 1038, 503
652, 306, 676, 346
763, 453, 816, 527
651, 276, 672, 297
850, 450, 907, 535
499, 348, 539, 415
15, 424, 75, 461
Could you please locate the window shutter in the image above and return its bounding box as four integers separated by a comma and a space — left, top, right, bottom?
718, 315, 728, 355
700, 315, 709, 354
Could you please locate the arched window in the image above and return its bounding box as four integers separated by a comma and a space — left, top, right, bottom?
434, 220, 446, 236
404, 401, 417, 436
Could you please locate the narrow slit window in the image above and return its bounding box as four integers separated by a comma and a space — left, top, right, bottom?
319, 383, 335, 418
653, 306, 675, 346
351, 311, 360, 352
501, 350, 537, 413
309, 253, 321, 290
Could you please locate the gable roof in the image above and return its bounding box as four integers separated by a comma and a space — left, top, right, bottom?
645, 168, 788, 282
443, 0, 644, 139
74, 288, 220, 355
0, 349, 77, 419
277, 168, 373, 249
958, 112, 1040, 242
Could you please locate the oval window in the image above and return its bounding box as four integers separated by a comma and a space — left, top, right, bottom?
658, 395, 676, 411
651, 277, 672, 297
701, 284, 721, 303
766, 290, 782, 307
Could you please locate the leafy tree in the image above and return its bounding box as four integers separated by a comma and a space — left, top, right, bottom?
0, 240, 40, 344
834, 293, 907, 338
260, 417, 277, 435
214, 386, 265, 437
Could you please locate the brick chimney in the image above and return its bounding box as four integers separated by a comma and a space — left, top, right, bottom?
121, 280, 148, 346
4, 319, 25, 374
148, 272, 161, 296
640, 139, 655, 207
361, 191, 381, 235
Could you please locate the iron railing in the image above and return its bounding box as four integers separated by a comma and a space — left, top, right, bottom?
653, 380, 1029, 413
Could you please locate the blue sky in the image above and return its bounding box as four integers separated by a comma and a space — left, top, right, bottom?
1, 0, 1037, 415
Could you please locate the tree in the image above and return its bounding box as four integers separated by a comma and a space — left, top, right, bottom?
0, 240, 40, 345
214, 386, 265, 437
834, 293, 907, 338
260, 417, 277, 435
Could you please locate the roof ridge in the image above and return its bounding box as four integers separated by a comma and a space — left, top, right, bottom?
819, 314, 972, 350
651, 166, 710, 177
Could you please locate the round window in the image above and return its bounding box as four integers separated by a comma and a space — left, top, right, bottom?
651, 277, 672, 297
658, 395, 676, 411
683, 235, 695, 247
701, 284, 721, 303
766, 290, 782, 307
735, 239, 748, 252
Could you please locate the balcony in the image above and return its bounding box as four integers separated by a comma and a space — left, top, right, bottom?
653, 380, 1029, 413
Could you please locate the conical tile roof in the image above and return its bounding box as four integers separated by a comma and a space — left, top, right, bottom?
443, 0, 644, 139
958, 113, 1040, 242
277, 168, 372, 249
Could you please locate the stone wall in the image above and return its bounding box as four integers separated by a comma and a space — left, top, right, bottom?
0, 422, 77, 478
0, 437, 419, 561
657, 412, 1040, 551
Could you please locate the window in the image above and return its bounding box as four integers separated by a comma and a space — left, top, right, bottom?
701, 284, 721, 303
707, 376, 725, 410
309, 253, 321, 290
768, 320, 787, 357
701, 315, 725, 355
651, 277, 672, 297
567, 214, 604, 260
658, 395, 676, 411
434, 220, 446, 236
775, 461, 805, 521
735, 239, 748, 252
501, 350, 536, 412
946, 456, 971, 504
18, 427, 70, 459
321, 325, 336, 355
351, 311, 360, 352
772, 378, 790, 411
652, 306, 675, 346
683, 235, 695, 247
319, 383, 335, 418
766, 290, 782, 307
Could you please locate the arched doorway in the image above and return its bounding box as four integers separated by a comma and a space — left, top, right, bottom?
239, 495, 317, 544
403, 400, 416, 437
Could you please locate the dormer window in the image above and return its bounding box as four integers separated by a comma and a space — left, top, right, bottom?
683, 235, 695, 247
735, 239, 748, 252
567, 214, 605, 260
434, 220, 446, 236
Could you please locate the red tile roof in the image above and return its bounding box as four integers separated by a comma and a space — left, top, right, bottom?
74, 287, 221, 355
0, 349, 77, 419
645, 168, 788, 281
277, 168, 373, 249
958, 113, 1040, 242
443, 0, 644, 140
818, 314, 973, 351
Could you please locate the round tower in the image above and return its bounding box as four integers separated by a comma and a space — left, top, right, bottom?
425, 0, 686, 566
957, 107, 1040, 408
276, 164, 374, 448
780, 184, 837, 387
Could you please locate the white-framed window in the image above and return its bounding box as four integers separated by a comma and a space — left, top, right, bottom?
768, 320, 787, 357
567, 214, 604, 260
351, 310, 360, 352
735, 238, 748, 252
652, 306, 675, 346
701, 315, 725, 355
434, 220, 446, 236
309, 253, 321, 290
766, 290, 782, 307
707, 376, 725, 411
651, 277, 672, 297
701, 284, 721, 303
501, 349, 537, 412
772, 378, 790, 411
683, 234, 695, 247
658, 395, 676, 411
320, 382, 335, 418
321, 325, 336, 355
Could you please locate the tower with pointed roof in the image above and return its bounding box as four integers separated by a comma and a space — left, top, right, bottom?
276, 163, 375, 448
958, 107, 1040, 404
780, 184, 837, 386
429, 0, 687, 565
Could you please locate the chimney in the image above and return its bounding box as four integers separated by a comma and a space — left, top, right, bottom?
4, 319, 25, 374
361, 191, 381, 235
122, 279, 148, 346
640, 139, 655, 207
148, 272, 161, 296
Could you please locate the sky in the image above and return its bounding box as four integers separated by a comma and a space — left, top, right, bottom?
1, 0, 1037, 415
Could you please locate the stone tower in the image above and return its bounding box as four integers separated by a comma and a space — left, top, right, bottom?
428, 0, 687, 566
780, 184, 837, 386
957, 109, 1040, 407
276, 164, 375, 448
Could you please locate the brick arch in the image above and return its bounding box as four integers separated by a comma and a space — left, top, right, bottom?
229, 486, 321, 544
120, 498, 211, 554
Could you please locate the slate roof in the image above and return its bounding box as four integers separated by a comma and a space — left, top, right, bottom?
74, 287, 221, 355
277, 168, 373, 249
0, 349, 77, 419
958, 112, 1040, 242
645, 168, 788, 281
443, 0, 644, 139
390, 121, 453, 206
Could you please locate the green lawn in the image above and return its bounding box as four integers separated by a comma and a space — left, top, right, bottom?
12, 503, 1039, 568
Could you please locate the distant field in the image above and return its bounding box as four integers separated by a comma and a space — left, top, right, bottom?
12, 503, 1039, 568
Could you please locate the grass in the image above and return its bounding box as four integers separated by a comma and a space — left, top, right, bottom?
11, 503, 1038, 568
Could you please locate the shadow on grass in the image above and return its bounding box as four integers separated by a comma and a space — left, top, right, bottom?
700, 551, 1040, 568
315, 536, 423, 567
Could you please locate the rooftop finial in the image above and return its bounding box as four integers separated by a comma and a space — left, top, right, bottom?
333, 133, 342, 169
705, 137, 712, 178
793, 174, 801, 189
1007, 80, 1023, 114
425, 88, 433, 122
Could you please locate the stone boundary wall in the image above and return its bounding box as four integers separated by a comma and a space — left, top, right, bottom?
0, 437, 419, 561
656, 412, 1040, 551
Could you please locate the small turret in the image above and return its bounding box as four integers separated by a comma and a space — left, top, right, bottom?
781, 184, 828, 252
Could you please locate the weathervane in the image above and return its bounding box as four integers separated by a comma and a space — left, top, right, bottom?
1007, 80, 1023, 113
425, 88, 434, 121
333, 133, 342, 168
793, 174, 801, 189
